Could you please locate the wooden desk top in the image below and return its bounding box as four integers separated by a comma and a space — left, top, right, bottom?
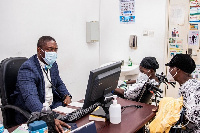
8, 97, 157, 133
76, 97, 157, 133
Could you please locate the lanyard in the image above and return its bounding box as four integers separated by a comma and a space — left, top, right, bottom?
42, 68, 63, 100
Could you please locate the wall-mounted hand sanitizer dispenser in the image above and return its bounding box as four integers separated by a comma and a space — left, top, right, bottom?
129, 35, 137, 48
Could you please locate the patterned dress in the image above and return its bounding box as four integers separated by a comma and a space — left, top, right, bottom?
178, 79, 200, 133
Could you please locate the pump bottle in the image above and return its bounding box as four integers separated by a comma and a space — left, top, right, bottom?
109, 95, 121, 124
128, 56, 132, 66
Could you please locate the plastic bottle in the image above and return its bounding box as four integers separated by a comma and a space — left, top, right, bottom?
128, 57, 132, 66
109, 95, 121, 124
0, 120, 4, 133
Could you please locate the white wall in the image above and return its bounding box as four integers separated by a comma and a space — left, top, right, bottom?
100, 0, 167, 76
100, 0, 168, 96
0, 0, 167, 102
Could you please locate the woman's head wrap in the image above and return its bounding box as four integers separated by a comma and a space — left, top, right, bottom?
165, 54, 196, 74
140, 57, 159, 71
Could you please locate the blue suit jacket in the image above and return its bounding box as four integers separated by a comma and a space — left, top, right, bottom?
13, 54, 70, 123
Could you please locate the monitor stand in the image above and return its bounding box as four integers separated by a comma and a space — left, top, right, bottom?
101, 101, 113, 119
100, 93, 114, 119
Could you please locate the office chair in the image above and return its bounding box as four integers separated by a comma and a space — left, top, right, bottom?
0, 57, 31, 129
137, 73, 175, 105
136, 82, 153, 104
169, 107, 187, 133
136, 81, 163, 105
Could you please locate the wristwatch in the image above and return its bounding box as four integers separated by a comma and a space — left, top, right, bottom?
68, 94, 72, 99
63, 94, 72, 101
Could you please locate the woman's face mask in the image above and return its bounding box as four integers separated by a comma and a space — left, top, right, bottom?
167, 68, 177, 82
40, 48, 57, 68
137, 72, 149, 81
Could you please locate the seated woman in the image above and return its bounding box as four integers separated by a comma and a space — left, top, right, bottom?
165, 54, 199, 132
114, 57, 160, 101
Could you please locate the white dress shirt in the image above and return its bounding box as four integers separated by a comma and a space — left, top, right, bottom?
37, 57, 53, 111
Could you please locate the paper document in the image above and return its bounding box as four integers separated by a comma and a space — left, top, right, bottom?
69, 101, 84, 108
53, 106, 76, 114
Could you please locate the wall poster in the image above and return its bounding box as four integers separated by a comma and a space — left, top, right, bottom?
168, 38, 183, 58
189, 0, 200, 22
119, 0, 135, 24
188, 30, 199, 45
170, 5, 185, 25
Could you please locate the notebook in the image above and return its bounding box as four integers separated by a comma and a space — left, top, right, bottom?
69, 121, 97, 133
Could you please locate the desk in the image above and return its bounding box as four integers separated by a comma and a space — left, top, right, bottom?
8, 97, 157, 133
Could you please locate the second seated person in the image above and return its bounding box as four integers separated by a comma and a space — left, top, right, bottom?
12, 36, 72, 125
114, 57, 160, 101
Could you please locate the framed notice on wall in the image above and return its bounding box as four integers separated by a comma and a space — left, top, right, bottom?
188, 30, 199, 45
119, 0, 135, 24
189, 0, 200, 22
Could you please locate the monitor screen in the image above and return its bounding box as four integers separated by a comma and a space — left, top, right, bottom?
82, 62, 122, 109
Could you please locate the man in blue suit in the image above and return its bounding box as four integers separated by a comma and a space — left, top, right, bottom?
13, 36, 72, 132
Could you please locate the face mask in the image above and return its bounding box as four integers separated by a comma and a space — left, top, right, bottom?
40, 48, 57, 67
137, 72, 149, 82
167, 68, 177, 82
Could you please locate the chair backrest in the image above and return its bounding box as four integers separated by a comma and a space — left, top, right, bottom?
136, 75, 163, 104
136, 82, 153, 104
0, 57, 27, 128
169, 107, 186, 133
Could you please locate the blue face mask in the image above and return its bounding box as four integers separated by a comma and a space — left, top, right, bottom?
40, 48, 57, 68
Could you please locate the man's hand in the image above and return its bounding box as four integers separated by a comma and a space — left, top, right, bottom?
55, 119, 71, 133
63, 95, 71, 105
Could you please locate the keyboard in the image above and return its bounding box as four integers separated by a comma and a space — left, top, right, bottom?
60, 102, 101, 122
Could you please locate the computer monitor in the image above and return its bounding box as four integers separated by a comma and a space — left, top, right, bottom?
82, 61, 122, 109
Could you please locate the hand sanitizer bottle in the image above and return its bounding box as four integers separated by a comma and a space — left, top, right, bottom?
109, 95, 121, 124
128, 57, 132, 66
